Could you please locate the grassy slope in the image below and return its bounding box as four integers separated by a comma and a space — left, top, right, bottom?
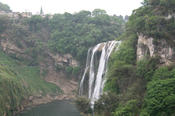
0, 49, 62, 115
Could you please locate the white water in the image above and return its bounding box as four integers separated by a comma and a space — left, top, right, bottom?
79, 40, 121, 107
79, 48, 91, 96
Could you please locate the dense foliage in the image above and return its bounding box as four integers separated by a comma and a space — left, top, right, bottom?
141, 78, 175, 116
94, 93, 119, 116
93, 0, 175, 116
47, 10, 125, 62
0, 15, 9, 33
75, 96, 92, 114
127, 0, 175, 40
0, 2, 11, 12
1, 0, 175, 115
102, 33, 142, 116
0, 50, 61, 115
0, 5, 125, 115
2, 9, 125, 64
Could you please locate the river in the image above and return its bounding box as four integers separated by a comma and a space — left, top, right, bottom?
16, 100, 82, 116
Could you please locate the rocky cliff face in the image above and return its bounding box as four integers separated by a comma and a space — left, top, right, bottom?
1, 39, 23, 54
48, 53, 78, 67
137, 34, 175, 65
0, 38, 79, 99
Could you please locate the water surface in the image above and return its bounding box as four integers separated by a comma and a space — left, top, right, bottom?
16, 100, 82, 116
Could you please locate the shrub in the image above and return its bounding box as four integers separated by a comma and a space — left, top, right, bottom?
141, 78, 175, 116
0, 15, 9, 33
75, 96, 92, 114
136, 57, 159, 81
94, 93, 119, 114
152, 66, 175, 80
113, 100, 139, 116
72, 66, 80, 75
65, 66, 73, 74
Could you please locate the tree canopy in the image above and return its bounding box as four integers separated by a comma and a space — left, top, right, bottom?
127, 0, 175, 40
0, 2, 11, 12
34, 9, 125, 62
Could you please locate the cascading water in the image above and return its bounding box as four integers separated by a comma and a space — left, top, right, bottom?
79, 48, 91, 96
79, 40, 121, 108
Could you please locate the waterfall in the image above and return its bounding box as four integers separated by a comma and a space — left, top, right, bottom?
79, 48, 91, 96
79, 40, 121, 107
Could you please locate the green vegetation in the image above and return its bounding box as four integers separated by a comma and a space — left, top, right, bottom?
75, 96, 92, 114
127, 0, 175, 40
47, 10, 125, 62
136, 57, 159, 81
104, 32, 137, 94
0, 66, 27, 116
98, 41, 175, 116
1, 0, 175, 115
141, 78, 175, 116
101, 33, 142, 116
0, 50, 61, 115
0, 5, 125, 115
0, 15, 9, 33
92, 0, 175, 116
94, 93, 119, 116
113, 100, 139, 116
0, 9, 125, 65
0, 2, 11, 12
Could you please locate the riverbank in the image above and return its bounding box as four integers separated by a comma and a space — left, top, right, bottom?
12, 73, 79, 116
13, 92, 78, 116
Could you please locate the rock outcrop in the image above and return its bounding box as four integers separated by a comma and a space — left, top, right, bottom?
0, 39, 24, 54
48, 53, 78, 67
137, 34, 175, 65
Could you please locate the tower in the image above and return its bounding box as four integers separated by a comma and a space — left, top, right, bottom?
40, 6, 44, 15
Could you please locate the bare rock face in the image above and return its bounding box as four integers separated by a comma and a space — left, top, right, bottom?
0, 39, 24, 54
164, 13, 175, 20
137, 34, 175, 65
48, 53, 79, 67
137, 34, 154, 60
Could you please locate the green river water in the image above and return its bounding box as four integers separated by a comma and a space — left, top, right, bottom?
16, 100, 82, 116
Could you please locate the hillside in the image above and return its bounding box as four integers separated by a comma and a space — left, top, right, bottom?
1, 0, 175, 116
0, 2, 125, 116
88, 0, 175, 116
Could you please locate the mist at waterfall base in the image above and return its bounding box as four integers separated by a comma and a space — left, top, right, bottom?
79, 40, 121, 108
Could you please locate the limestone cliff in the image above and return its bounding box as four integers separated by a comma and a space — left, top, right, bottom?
137, 34, 175, 65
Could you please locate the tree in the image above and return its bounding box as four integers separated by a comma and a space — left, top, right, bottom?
0, 2, 11, 12
75, 97, 92, 114
141, 78, 175, 116
0, 15, 9, 33
48, 10, 125, 62
27, 15, 43, 31
92, 9, 107, 17
94, 93, 119, 115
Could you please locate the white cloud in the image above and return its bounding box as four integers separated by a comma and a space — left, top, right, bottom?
1, 0, 143, 16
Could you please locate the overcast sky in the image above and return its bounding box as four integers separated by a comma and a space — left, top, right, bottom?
1, 0, 143, 16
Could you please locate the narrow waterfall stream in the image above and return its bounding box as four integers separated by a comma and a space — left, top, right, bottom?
79, 40, 121, 107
